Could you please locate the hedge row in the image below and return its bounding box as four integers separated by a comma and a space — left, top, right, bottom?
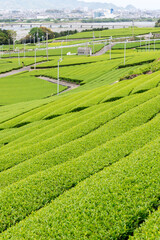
1, 91, 160, 189
1, 125, 160, 238
132, 71, 160, 94
130, 208, 160, 239
0, 101, 116, 153
1, 83, 160, 154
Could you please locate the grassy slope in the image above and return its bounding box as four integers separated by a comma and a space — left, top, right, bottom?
0, 32, 160, 239
58, 27, 160, 39
0, 73, 66, 105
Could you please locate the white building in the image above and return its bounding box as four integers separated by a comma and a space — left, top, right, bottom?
78, 47, 92, 56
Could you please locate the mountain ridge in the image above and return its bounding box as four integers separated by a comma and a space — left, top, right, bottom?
0, 0, 135, 10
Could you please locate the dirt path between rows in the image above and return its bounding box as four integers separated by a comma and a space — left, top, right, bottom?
0, 61, 45, 78
0, 66, 31, 78
92, 43, 116, 57
38, 76, 80, 93
0, 62, 80, 94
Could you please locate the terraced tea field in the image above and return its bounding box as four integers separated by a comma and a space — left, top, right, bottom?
1, 43, 105, 58
1, 28, 160, 239
58, 27, 160, 39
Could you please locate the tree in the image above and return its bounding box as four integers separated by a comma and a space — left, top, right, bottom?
29, 27, 44, 42
21, 27, 55, 44
40, 27, 54, 39
0, 29, 15, 44
28, 27, 54, 42
155, 19, 160, 27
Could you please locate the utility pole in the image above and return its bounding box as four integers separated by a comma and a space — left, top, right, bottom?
37, 29, 38, 43
1, 44, 3, 57
145, 41, 147, 52
18, 48, 20, 66
61, 40, 63, 59
24, 40, 25, 58
13, 38, 15, 51
57, 58, 62, 95
46, 32, 49, 61
93, 32, 95, 53
43, 36, 46, 48
132, 20, 134, 37
66, 30, 69, 41
148, 37, 150, 52
34, 48, 37, 70
124, 40, 127, 66
8, 39, 11, 57
110, 36, 112, 60
42, 36, 44, 47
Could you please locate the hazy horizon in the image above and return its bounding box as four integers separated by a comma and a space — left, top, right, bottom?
80, 0, 160, 10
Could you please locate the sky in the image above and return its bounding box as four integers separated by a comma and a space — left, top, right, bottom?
81, 0, 160, 10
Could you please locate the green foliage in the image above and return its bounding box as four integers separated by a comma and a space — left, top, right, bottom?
0, 57, 44, 74
1, 131, 160, 239
155, 19, 160, 27
119, 51, 160, 68
57, 27, 160, 40
1, 29, 160, 238
31, 57, 121, 84
120, 59, 160, 81
130, 208, 160, 239
82, 18, 155, 23
112, 41, 160, 50
54, 30, 78, 38
0, 29, 15, 44
0, 57, 65, 105
27, 27, 54, 43
1, 89, 160, 233
0, 73, 65, 105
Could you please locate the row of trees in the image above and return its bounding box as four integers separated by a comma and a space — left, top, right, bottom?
20, 27, 78, 43
82, 27, 108, 32
0, 29, 15, 45
82, 18, 154, 23
155, 19, 160, 27
54, 30, 78, 38
0, 26, 78, 45
20, 27, 54, 43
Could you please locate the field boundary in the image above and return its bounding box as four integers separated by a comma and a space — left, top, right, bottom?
0, 61, 46, 78
38, 76, 80, 93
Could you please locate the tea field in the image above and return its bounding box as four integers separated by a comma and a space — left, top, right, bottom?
0, 27, 160, 239
57, 27, 160, 39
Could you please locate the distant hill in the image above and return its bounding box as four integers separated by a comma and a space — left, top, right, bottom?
125, 4, 137, 10
0, 0, 134, 10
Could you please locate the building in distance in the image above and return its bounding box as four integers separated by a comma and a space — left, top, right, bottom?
78, 47, 92, 56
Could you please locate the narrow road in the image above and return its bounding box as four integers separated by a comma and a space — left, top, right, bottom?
92, 43, 116, 57
0, 61, 45, 78
38, 76, 80, 93
0, 66, 31, 78
0, 62, 80, 93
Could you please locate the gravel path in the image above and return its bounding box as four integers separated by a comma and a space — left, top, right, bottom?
38, 76, 80, 93
0, 62, 80, 93
0, 66, 31, 78
92, 43, 116, 57
0, 61, 46, 78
